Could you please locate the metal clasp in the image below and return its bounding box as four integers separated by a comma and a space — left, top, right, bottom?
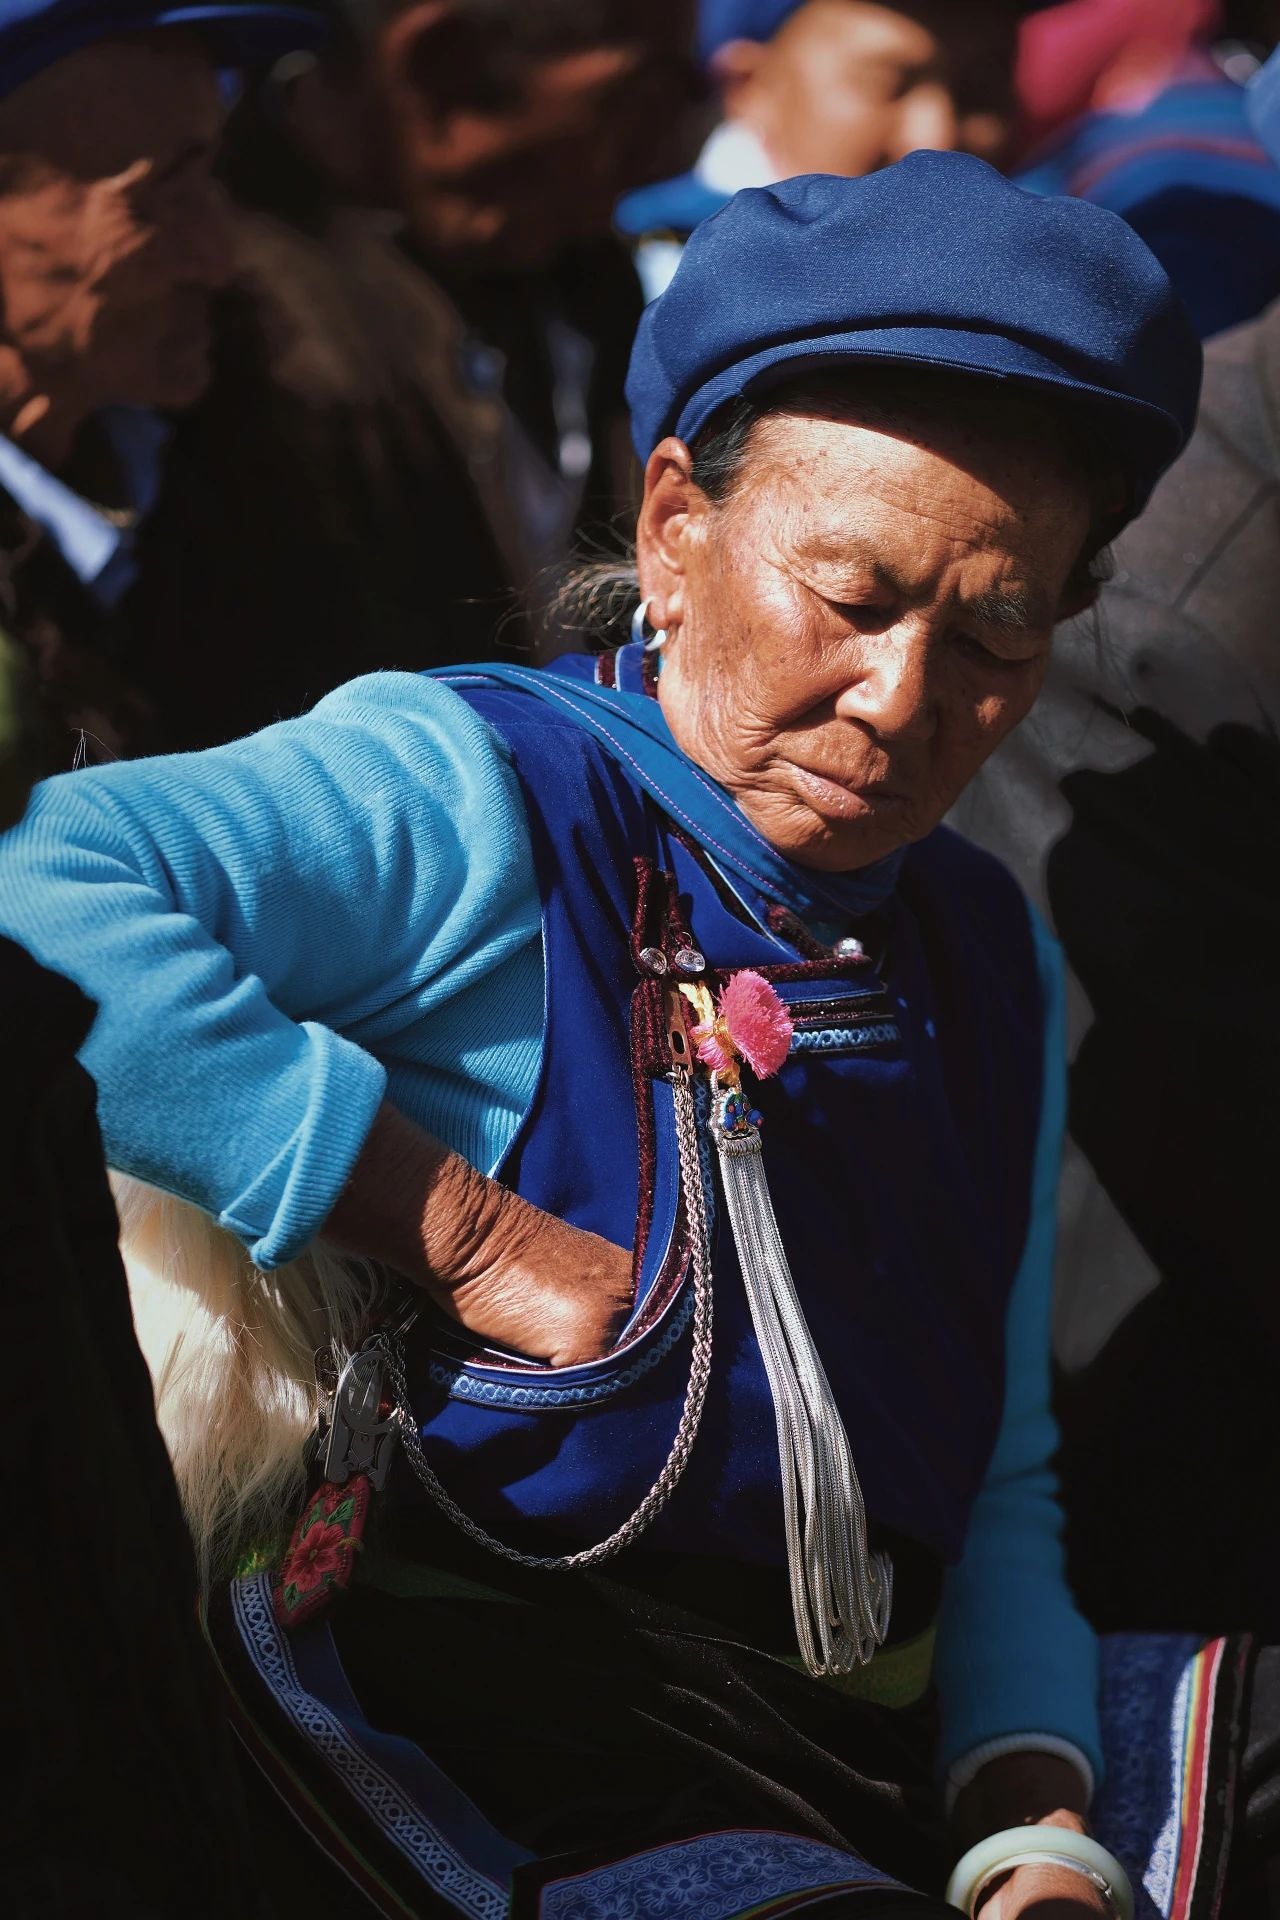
321, 1332, 405, 1492
664, 985, 694, 1080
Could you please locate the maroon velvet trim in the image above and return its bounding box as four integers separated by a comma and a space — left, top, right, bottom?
788, 1003, 896, 1031
764, 902, 832, 959
625, 1238, 692, 1343
665, 830, 881, 976
751, 958, 873, 982
629, 855, 663, 974
630, 978, 667, 1279
630, 973, 674, 1076
629, 861, 698, 1286
630, 851, 724, 988
626, 856, 702, 1340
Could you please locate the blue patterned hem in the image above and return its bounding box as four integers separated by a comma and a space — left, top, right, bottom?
425, 1286, 695, 1409
538, 1828, 904, 1919
789, 1024, 900, 1054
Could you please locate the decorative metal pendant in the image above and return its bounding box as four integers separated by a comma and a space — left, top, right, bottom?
683, 970, 893, 1675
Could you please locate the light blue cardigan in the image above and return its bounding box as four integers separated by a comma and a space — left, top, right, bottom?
0, 669, 1100, 1793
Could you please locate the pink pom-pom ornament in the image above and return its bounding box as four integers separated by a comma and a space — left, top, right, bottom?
693, 969, 793, 1080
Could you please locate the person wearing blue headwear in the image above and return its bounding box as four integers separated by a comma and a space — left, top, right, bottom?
616, 0, 1035, 301
0, 154, 1214, 1917
1014, 3, 1280, 339
0, 1, 329, 772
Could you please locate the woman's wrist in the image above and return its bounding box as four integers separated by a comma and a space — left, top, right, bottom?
322, 1098, 633, 1366
947, 1758, 1121, 1919
951, 1751, 1091, 1850
322, 1099, 507, 1290
947, 1822, 1131, 1918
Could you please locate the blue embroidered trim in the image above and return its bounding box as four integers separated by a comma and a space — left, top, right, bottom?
540, 1828, 903, 1919
231, 1575, 510, 1919
426, 1286, 695, 1409
790, 1023, 900, 1054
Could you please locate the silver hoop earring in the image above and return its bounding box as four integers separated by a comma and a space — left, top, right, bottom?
630, 597, 669, 653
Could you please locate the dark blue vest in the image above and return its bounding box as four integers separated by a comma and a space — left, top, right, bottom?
401, 674, 1044, 1582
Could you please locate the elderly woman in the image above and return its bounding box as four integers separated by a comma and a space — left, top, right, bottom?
0, 154, 1202, 1919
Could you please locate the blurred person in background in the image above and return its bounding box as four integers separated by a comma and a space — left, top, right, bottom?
1014, 0, 1280, 337
950, 44, 1280, 1916
0, 12, 327, 1907
616, 0, 1040, 301
122, 0, 703, 755
0, 0, 329, 773
1012, 0, 1226, 161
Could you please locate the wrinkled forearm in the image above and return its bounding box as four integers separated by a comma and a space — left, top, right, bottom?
322, 1100, 504, 1288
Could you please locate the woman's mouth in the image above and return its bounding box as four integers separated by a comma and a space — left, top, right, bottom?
787, 762, 902, 821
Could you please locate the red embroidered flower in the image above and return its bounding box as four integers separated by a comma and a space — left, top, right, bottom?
288, 1520, 352, 1595
272, 1473, 371, 1630
312, 1482, 350, 1521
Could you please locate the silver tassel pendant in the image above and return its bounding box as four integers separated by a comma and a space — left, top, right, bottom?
711, 1086, 893, 1675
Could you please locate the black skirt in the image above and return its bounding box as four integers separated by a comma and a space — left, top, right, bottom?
209, 1502, 1264, 1920
210, 1506, 954, 1919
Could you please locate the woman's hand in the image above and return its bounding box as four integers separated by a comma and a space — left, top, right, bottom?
433, 1169, 636, 1366
324, 1101, 634, 1364
953, 1757, 1108, 1919
973, 1814, 1110, 1919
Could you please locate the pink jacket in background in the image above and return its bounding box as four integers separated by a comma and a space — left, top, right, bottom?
1014, 0, 1223, 162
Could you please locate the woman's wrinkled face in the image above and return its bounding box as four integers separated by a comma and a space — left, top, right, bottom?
638, 405, 1094, 872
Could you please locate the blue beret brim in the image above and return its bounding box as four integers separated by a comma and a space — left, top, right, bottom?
0, 3, 328, 96
626, 155, 1203, 526
676, 327, 1185, 510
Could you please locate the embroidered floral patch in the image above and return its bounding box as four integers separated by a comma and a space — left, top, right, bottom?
272, 1474, 370, 1630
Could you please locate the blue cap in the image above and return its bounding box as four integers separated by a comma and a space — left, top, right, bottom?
0, 1, 328, 95
699, 0, 1060, 66
625, 151, 1202, 523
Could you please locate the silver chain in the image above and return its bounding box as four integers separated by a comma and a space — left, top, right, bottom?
383, 1070, 714, 1569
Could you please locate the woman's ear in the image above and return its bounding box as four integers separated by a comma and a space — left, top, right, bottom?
1057, 540, 1114, 622
635, 436, 704, 627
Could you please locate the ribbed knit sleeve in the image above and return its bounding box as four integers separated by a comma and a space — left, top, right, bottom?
933, 906, 1103, 1790
0, 672, 543, 1267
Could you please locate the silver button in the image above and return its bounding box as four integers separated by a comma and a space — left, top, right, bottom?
673, 947, 706, 975
638, 945, 669, 975
833, 936, 866, 961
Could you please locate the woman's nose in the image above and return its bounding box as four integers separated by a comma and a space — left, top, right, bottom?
833, 635, 938, 743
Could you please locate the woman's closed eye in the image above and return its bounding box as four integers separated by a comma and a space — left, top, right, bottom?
823, 596, 1046, 663
953, 626, 1049, 669
827, 597, 899, 635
